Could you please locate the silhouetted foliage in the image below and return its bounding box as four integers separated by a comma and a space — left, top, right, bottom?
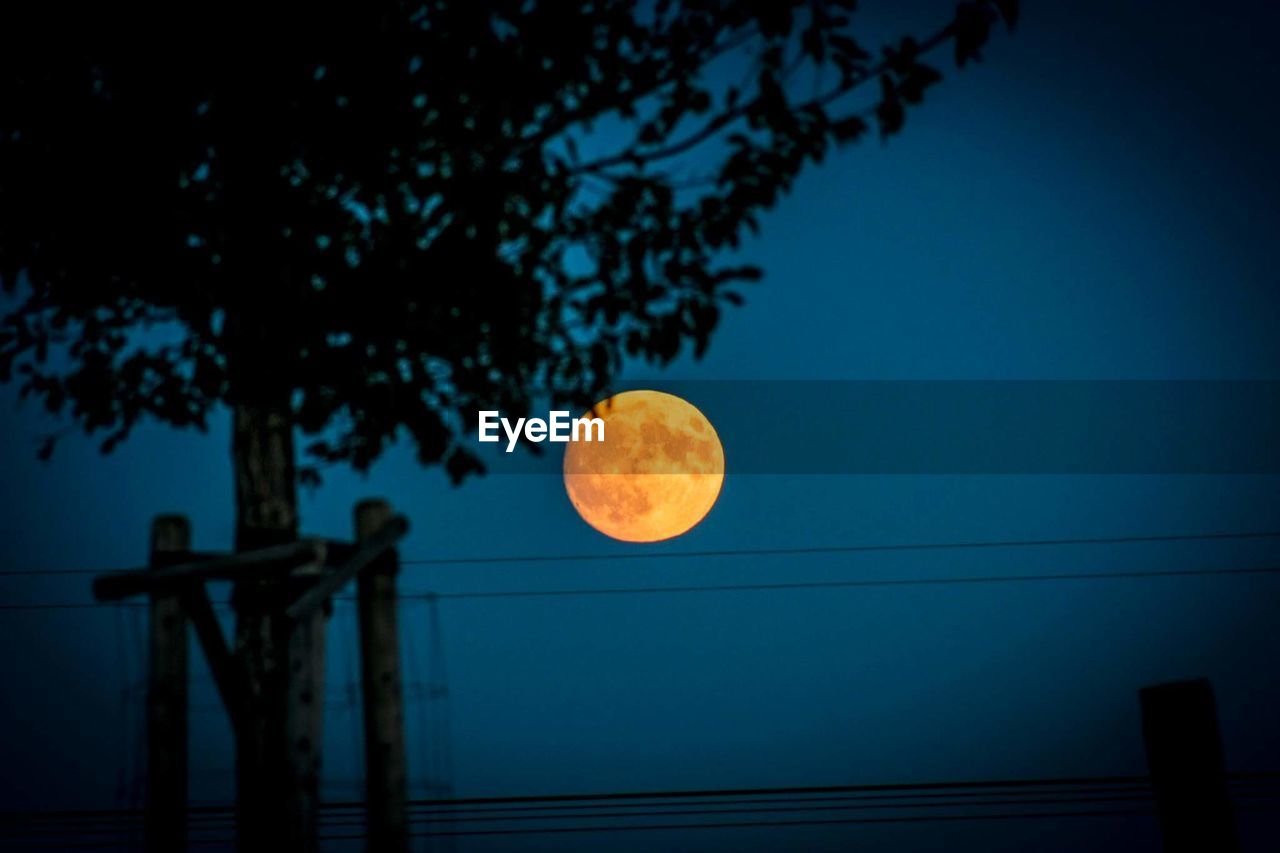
0, 2, 1016, 482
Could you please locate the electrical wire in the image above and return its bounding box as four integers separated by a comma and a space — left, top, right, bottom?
4, 561, 1280, 611
3, 530, 1279, 577
397, 530, 1280, 568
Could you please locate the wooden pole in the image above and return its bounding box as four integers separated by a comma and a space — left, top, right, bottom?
233, 583, 288, 850
355, 499, 409, 853
233, 583, 329, 852
284, 555, 329, 853
1141, 679, 1240, 853
146, 515, 190, 852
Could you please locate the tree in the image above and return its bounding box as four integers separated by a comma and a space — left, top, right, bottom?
0, 0, 1016, 844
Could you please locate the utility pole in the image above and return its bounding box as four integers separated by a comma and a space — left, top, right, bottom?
356, 499, 410, 852
146, 515, 190, 852
1141, 678, 1240, 853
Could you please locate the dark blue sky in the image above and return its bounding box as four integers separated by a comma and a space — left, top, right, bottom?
3, 2, 1280, 850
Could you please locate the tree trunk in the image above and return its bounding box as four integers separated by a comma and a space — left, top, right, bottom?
233, 403, 298, 549
231, 400, 304, 850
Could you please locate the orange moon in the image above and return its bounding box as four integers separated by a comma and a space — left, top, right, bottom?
563, 390, 724, 542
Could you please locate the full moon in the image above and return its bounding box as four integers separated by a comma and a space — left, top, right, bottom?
563, 390, 724, 542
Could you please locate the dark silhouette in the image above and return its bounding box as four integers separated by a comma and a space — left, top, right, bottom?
0, 2, 1017, 847
1141, 679, 1241, 852
1, 1, 1016, 515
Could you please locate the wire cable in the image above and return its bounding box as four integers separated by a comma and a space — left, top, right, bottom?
5, 561, 1280, 611
4, 529, 1280, 577
410, 564, 1280, 601
397, 530, 1280, 568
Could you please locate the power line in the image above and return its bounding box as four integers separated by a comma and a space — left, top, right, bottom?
392, 787, 1161, 815
5, 563, 1280, 611
13, 772, 1274, 820
411, 795, 1169, 825
7, 795, 1277, 847
393, 808, 1149, 838
411, 564, 1280, 601
8, 780, 1276, 825
4, 529, 1280, 578
0, 792, 1160, 824
397, 530, 1280, 568
0, 808, 1228, 844
398, 772, 1277, 806
0, 799, 1169, 834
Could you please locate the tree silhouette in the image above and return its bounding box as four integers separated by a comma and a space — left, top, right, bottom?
2, 3, 1018, 846
1, 1, 1016, 545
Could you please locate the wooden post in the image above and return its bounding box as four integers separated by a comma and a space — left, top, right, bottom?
1141, 679, 1240, 853
284, 554, 329, 853
233, 581, 329, 852
356, 499, 409, 852
146, 515, 190, 852
232, 584, 289, 851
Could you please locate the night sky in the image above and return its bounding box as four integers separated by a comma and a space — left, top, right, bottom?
3, 2, 1280, 850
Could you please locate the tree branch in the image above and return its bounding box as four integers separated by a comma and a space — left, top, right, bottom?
571, 19, 959, 176
520, 26, 760, 156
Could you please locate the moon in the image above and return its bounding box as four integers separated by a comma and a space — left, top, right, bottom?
563, 390, 725, 542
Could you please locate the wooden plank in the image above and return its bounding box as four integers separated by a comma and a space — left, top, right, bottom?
146, 515, 189, 853
355, 500, 409, 853
93, 539, 325, 601
179, 585, 242, 728
285, 514, 409, 622
1141, 679, 1240, 853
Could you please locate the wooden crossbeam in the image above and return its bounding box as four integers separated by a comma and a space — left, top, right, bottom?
178, 585, 244, 727
93, 539, 327, 601
285, 515, 409, 622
